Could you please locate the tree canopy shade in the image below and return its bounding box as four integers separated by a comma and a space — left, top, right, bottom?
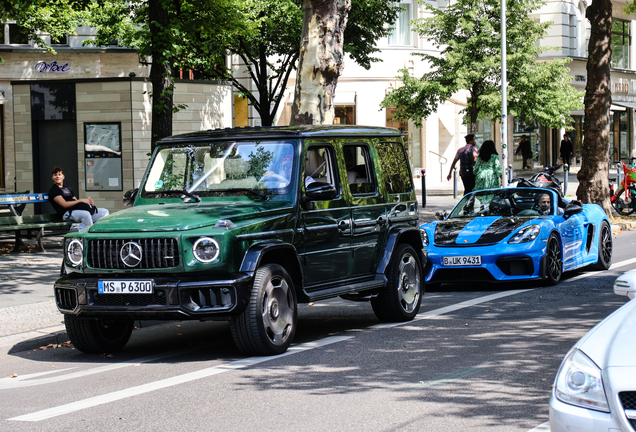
83, 0, 254, 149
380, 0, 583, 133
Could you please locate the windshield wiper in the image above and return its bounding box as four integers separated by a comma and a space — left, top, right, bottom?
144, 190, 200, 202
218, 188, 268, 201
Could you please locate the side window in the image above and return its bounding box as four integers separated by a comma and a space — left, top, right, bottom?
376, 141, 413, 194
304, 146, 337, 189
343, 144, 377, 195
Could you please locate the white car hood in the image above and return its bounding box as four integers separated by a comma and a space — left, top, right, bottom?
576, 298, 636, 368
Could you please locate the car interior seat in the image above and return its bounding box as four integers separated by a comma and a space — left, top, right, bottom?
306, 149, 328, 183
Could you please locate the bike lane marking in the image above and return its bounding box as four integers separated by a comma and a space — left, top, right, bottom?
10, 258, 636, 422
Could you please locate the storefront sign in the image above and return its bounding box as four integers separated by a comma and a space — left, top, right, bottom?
34, 61, 70, 73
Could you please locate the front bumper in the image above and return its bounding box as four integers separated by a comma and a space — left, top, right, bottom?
54, 272, 254, 320
425, 241, 546, 283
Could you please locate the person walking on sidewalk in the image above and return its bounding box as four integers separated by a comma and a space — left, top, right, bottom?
473, 140, 502, 191
49, 166, 109, 227
447, 134, 478, 194
560, 133, 573, 167
515, 135, 533, 169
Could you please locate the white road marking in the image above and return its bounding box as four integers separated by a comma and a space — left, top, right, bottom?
8, 335, 353, 422
0, 347, 200, 390
527, 421, 550, 431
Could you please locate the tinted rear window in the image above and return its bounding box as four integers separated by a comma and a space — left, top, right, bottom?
376, 141, 412, 194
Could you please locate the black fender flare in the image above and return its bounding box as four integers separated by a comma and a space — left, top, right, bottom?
376, 227, 426, 276
239, 242, 304, 296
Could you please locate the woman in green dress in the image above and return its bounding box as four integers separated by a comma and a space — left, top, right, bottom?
473, 140, 502, 191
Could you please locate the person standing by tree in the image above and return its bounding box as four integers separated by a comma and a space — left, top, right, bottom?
447, 134, 478, 194
473, 140, 502, 191
560, 133, 573, 166
515, 135, 533, 170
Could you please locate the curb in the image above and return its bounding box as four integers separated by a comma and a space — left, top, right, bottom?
612, 220, 636, 233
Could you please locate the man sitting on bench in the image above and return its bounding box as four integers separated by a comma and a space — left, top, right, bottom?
49, 166, 109, 227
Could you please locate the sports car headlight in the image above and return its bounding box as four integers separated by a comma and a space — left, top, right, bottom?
554, 348, 609, 412
66, 239, 83, 266
508, 225, 541, 244
420, 228, 429, 247
193, 237, 220, 263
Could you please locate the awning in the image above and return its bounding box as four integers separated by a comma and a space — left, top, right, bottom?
610, 104, 626, 111
612, 101, 636, 109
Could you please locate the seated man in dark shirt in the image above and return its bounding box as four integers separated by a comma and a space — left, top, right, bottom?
48, 166, 109, 227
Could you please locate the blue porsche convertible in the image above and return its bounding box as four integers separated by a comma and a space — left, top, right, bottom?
419, 187, 612, 286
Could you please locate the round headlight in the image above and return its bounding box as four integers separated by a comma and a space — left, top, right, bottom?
193, 237, 219, 263
67, 239, 83, 266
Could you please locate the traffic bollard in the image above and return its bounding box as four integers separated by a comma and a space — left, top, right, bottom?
563, 164, 569, 196
421, 168, 426, 208
453, 169, 458, 198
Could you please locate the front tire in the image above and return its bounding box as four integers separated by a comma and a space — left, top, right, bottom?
64, 315, 133, 353
371, 244, 423, 322
544, 233, 563, 285
230, 264, 297, 356
590, 221, 612, 270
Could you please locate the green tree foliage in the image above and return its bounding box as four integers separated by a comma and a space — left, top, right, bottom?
380, 0, 583, 132
0, 0, 87, 61
82, 0, 254, 149
207, 0, 401, 126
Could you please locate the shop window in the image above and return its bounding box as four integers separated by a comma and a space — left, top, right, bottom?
8, 23, 29, 45
611, 19, 630, 69
334, 105, 355, 125
388, 1, 413, 46
31, 83, 76, 121
51, 34, 68, 46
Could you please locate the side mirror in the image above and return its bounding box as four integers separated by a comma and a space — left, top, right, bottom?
305, 182, 337, 201
564, 203, 583, 217
123, 188, 139, 207
614, 270, 636, 299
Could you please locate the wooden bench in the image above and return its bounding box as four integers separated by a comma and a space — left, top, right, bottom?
0, 193, 74, 252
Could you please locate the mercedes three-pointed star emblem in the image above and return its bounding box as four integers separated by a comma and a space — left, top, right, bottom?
120, 241, 143, 267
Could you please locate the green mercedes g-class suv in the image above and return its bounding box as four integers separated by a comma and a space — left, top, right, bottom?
54, 125, 426, 355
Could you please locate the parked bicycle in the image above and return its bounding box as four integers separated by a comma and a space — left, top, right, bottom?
610, 157, 636, 216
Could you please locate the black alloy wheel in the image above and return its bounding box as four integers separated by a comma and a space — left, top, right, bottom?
591, 221, 612, 270
545, 233, 562, 285
64, 315, 134, 353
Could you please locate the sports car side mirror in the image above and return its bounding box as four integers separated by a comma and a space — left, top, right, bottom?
614, 270, 636, 299
564, 203, 583, 217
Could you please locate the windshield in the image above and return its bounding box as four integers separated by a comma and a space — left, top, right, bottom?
449, 189, 554, 218
141, 141, 296, 199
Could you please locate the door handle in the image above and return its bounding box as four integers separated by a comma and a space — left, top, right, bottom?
338, 220, 350, 231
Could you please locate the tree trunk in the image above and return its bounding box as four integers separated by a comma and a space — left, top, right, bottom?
576, 0, 612, 215
290, 0, 351, 126
149, 0, 174, 152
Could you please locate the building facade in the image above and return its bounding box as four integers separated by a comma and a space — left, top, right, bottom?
0, 23, 232, 214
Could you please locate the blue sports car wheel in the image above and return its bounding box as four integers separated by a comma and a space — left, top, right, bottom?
546, 234, 562, 285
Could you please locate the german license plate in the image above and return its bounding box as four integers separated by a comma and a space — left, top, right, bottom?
442, 256, 482, 266
98, 280, 154, 294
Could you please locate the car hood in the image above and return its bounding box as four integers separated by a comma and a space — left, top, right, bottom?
433, 216, 528, 245
89, 201, 292, 233
577, 298, 636, 369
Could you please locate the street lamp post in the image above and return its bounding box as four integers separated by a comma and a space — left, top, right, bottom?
501, 0, 508, 186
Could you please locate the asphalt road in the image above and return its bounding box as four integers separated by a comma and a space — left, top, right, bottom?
1, 229, 635, 431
